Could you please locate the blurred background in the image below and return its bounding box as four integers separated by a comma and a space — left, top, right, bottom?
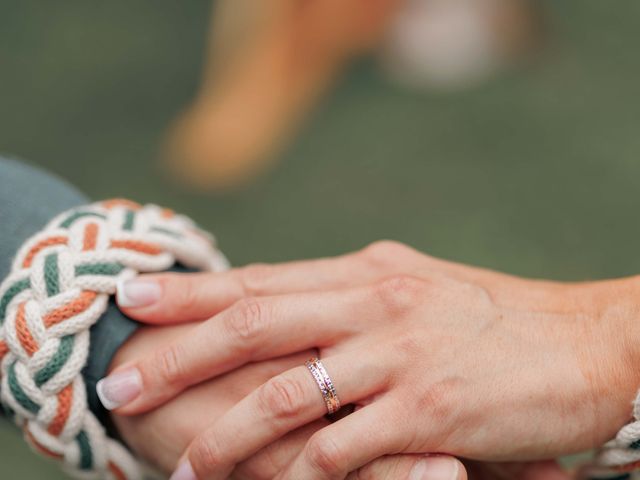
1, 0, 640, 477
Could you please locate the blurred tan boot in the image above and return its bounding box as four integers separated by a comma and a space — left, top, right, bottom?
165, 0, 401, 190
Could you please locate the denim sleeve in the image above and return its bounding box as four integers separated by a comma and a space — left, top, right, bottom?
0, 157, 139, 426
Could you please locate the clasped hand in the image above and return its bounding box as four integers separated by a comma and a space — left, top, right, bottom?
103, 241, 638, 479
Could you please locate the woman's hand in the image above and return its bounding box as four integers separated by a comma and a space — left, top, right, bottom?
111, 298, 569, 480
101, 241, 637, 479
111, 319, 570, 480
110, 322, 470, 480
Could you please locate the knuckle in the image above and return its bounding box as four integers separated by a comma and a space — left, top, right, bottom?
306, 434, 345, 476
258, 376, 306, 420
363, 240, 410, 259
226, 297, 268, 343
373, 275, 428, 314
360, 240, 414, 269
152, 343, 188, 387
416, 380, 459, 425
191, 435, 225, 474
239, 263, 274, 295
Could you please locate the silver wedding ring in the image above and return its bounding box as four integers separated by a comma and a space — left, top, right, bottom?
305, 357, 341, 415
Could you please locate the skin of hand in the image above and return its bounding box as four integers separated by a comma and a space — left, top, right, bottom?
103, 241, 627, 479
110, 322, 471, 479
110, 319, 569, 480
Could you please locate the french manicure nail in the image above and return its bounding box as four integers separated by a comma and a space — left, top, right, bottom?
170, 461, 197, 480
96, 368, 142, 410
410, 456, 459, 480
117, 277, 162, 308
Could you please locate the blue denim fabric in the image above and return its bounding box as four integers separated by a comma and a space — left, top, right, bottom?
0, 157, 139, 427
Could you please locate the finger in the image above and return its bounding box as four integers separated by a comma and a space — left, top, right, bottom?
347, 455, 468, 480
103, 286, 374, 414
117, 240, 425, 324
235, 433, 468, 480
118, 240, 533, 326
117, 253, 371, 323
277, 400, 406, 480
117, 271, 246, 323
176, 355, 387, 480
233, 421, 328, 480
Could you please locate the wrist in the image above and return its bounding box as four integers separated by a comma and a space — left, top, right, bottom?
575, 277, 640, 443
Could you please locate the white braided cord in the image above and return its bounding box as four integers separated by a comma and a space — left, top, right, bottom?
0, 199, 228, 479
576, 390, 640, 479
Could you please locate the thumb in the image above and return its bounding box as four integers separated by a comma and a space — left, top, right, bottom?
347, 454, 467, 480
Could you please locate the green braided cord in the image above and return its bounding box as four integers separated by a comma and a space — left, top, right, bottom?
76, 430, 93, 470
0, 200, 226, 479
0, 278, 30, 323
44, 253, 60, 297
59, 211, 107, 229
75, 263, 124, 277
34, 335, 75, 387
8, 362, 40, 414
122, 210, 135, 231
150, 226, 183, 239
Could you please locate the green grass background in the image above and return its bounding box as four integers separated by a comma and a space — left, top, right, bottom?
1, 1, 640, 477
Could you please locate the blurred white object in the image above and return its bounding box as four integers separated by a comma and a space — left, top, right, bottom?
383, 0, 539, 90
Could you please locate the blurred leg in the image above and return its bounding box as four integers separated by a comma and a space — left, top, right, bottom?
165, 0, 401, 190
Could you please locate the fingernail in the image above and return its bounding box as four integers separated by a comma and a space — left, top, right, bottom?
117, 277, 162, 308
410, 456, 459, 480
96, 368, 142, 410
170, 461, 197, 480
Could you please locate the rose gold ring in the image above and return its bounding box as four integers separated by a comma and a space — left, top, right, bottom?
305, 357, 341, 415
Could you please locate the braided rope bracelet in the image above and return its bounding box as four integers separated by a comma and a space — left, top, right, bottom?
579, 397, 640, 480
0, 199, 228, 479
